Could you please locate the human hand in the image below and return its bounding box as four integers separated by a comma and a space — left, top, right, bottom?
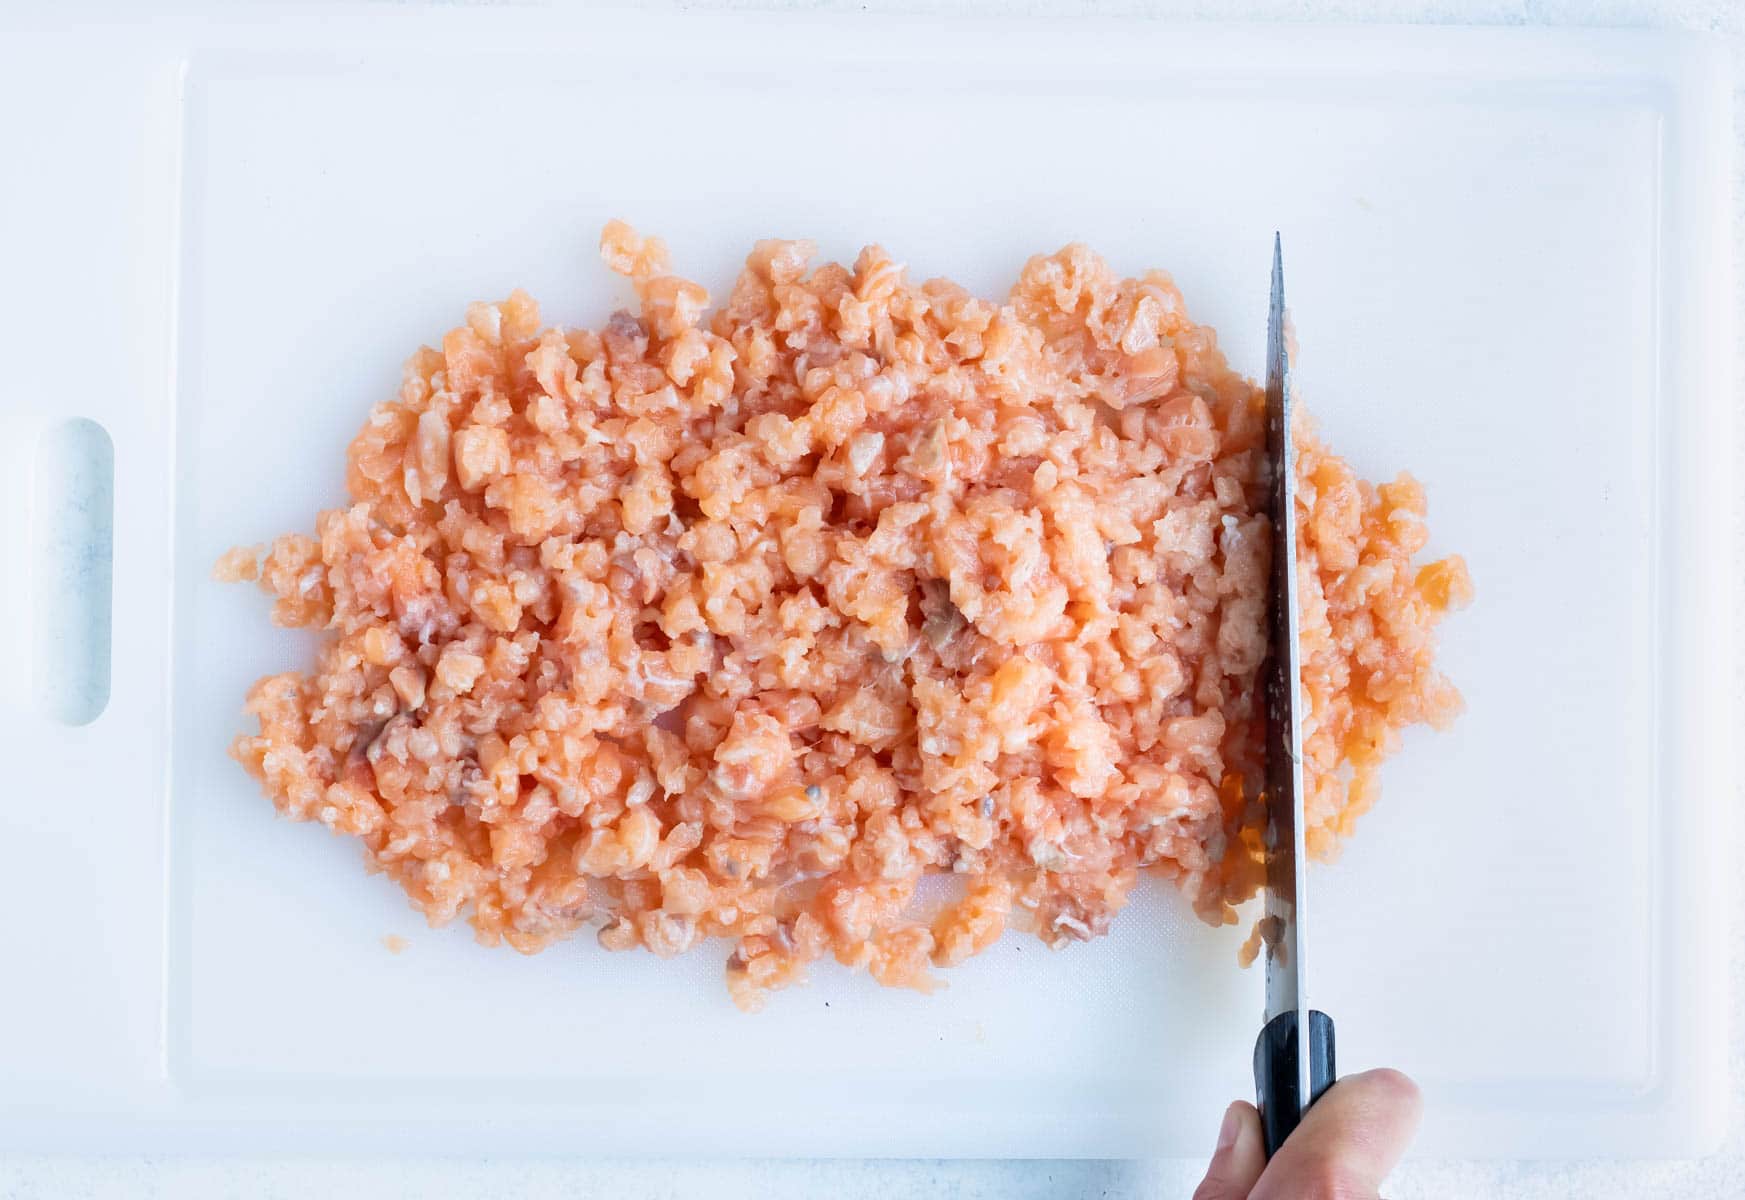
1192, 1068, 1423, 1199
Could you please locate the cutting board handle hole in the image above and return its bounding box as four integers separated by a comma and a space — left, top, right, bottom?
32, 418, 114, 726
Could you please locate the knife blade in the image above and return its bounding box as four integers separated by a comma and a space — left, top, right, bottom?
1253, 234, 1336, 1158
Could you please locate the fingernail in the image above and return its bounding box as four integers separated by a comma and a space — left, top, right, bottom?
1216, 1102, 1242, 1151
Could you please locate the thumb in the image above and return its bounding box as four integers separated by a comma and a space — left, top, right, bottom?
1192, 1101, 1267, 1199
1250, 1068, 1423, 1200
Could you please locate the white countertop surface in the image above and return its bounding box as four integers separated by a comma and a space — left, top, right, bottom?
3, 0, 1739, 1195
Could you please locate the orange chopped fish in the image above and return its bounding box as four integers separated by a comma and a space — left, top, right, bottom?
226, 224, 1469, 1009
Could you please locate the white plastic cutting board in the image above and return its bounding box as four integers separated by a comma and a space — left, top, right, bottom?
0, 5, 1731, 1160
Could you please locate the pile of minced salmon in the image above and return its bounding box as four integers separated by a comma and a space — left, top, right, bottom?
221, 224, 1469, 1008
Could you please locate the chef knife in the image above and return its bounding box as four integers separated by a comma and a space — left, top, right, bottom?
1254, 234, 1337, 1158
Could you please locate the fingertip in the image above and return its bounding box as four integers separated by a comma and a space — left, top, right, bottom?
1193, 1100, 1266, 1199
1347, 1067, 1425, 1131
1229, 1101, 1266, 1166
1216, 1100, 1243, 1150
1250, 1068, 1424, 1198
1353, 1066, 1418, 1096
1223, 1100, 1261, 1143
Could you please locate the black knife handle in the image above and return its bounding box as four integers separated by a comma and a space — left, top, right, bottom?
1253, 1009, 1337, 1157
